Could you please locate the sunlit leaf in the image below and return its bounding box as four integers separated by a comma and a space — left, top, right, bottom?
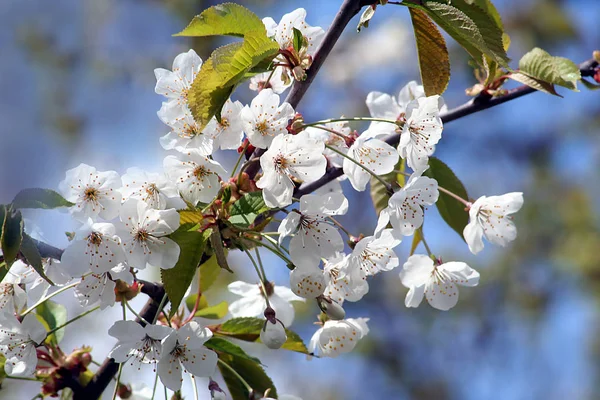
176, 3, 265, 38
1, 206, 23, 267
37, 300, 68, 345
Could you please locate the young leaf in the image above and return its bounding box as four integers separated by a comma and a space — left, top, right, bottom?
176, 3, 265, 38
161, 229, 211, 317
185, 294, 209, 312
20, 233, 54, 285
292, 28, 304, 53
218, 353, 277, 400
516, 47, 581, 92
11, 188, 74, 209
205, 337, 261, 364
424, 157, 469, 239
199, 254, 221, 292
36, 300, 68, 345
194, 301, 228, 319
1, 207, 23, 267
178, 210, 204, 226
229, 191, 269, 228
410, 8, 450, 96
509, 72, 560, 96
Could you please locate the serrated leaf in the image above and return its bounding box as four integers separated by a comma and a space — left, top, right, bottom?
218, 353, 277, 400
424, 157, 469, 239
179, 210, 204, 225
12, 189, 74, 209
20, 233, 54, 285
229, 192, 269, 228
205, 337, 261, 364
194, 301, 228, 319
1, 207, 23, 267
162, 230, 211, 317
176, 3, 265, 38
36, 300, 67, 345
509, 72, 560, 96
410, 8, 450, 96
199, 254, 221, 292
188, 31, 279, 131
218, 317, 309, 354
517, 47, 581, 92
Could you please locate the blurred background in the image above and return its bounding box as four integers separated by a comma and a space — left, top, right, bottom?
1, 0, 599, 399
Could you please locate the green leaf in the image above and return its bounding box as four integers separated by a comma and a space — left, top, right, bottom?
205, 337, 261, 364
20, 233, 54, 285
581, 78, 600, 90
194, 301, 228, 319
162, 229, 211, 317
292, 28, 304, 53
176, 3, 265, 38
515, 47, 581, 92
210, 226, 232, 272
424, 157, 469, 239
188, 31, 279, 131
199, 254, 221, 292
1, 207, 23, 267
370, 160, 404, 216
218, 353, 277, 400
509, 72, 559, 96
229, 192, 269, 228
36, 300, 68, 345
0, 354, 7, 386
12, 188, 74, 209
218, 317, 309, 354
179, 210, 204, 225
410, 8, 450, 96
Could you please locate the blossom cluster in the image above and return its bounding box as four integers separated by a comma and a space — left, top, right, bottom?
0, 7, 526, 399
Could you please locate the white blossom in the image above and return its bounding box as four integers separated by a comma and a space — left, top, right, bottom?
348, 229, 401, 278
157, 101, 215, 155
323, 253, 369, 304
58, 163, 122, 222
108, 320, 173, 370
204, 99, 245, 150
398, 96, 443, 173
0, 314, 46, 377
118, 200, 180, 270
157, 320, 217, 391
240, 89, 295, 149
249, 69, 291, 94
0, 282, 27, 316
308, 318, 369, 358
289, 266, 326, 298
263, 8, 325, 57
463, 192, 524, 254
154, 49, 202, 117
61, 220, 126, 277
121, 167, 180, 210
163, 149, 227, 206
304, 121, 351, 168
375, 174, 439, 237
400, 254, 480, 311
344, 129, 399, 191
278, 192, 348, 269
74, 263, 133, 309
257, 132, 326, 208
227, 281, 304, 327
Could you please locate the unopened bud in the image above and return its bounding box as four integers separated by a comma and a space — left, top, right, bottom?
347, 234, 364, 250
117, 383, 132, 399
260, 319, 287, 349
317, 296, 346, 321
209, 379, 227, 400
286, 113, 305, 135
115, 280, 141, 302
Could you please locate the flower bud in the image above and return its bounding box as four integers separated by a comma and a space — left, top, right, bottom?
260, 319, 287, 349
209, 379, 227, 400
117, 383, 133, 399
292, 66, 307, 81
286, 113, 305, 135
317, 296, 346, 321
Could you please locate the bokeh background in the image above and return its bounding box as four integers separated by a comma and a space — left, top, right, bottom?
1, 0, 599, 399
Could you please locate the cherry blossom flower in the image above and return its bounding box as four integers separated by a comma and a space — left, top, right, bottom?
121, 167, 180, 210
227, 281, 304, 327
249, 69, 291, 94
157, 101, 215, 155
463, 192, 524, 254
0, 313, 47, 377
344, 129, 399, 191
304, 121, 351, 168
278, 192, 348, 269
289, 266, 326, 298
0, 282, 27, 316
375, 174, 439, 236
118, 200, 180, 270
400, 254, 480, 311
204, 99, 245, 150
308, 318, 369, 358
157, 320, 217, 391
154, 49, 202, 116
263, 8, 325, 58
257, 132, 326, 208
27, 258, 71, 304
163, 149, 227, 206
2, 259, 70, 306
348, 229, 401, 278
323, 253, 369, 304
108, 320, 172, 370
398, 96, 443, 173
61, 220, 126, 277
59, 163, 122, 222
240, 89, 295, 149
74, 263, 133, 309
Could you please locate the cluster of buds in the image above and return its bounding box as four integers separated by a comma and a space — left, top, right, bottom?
37, 346, 92, 397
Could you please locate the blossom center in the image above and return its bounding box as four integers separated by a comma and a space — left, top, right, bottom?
256, 120, 270, 136
135, 228, 150, 243
273, 154, 289, 173
83, 187, 99, 202
219, 117, 230, 130
87, 231, 103, 246
193, 166, 210, 180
